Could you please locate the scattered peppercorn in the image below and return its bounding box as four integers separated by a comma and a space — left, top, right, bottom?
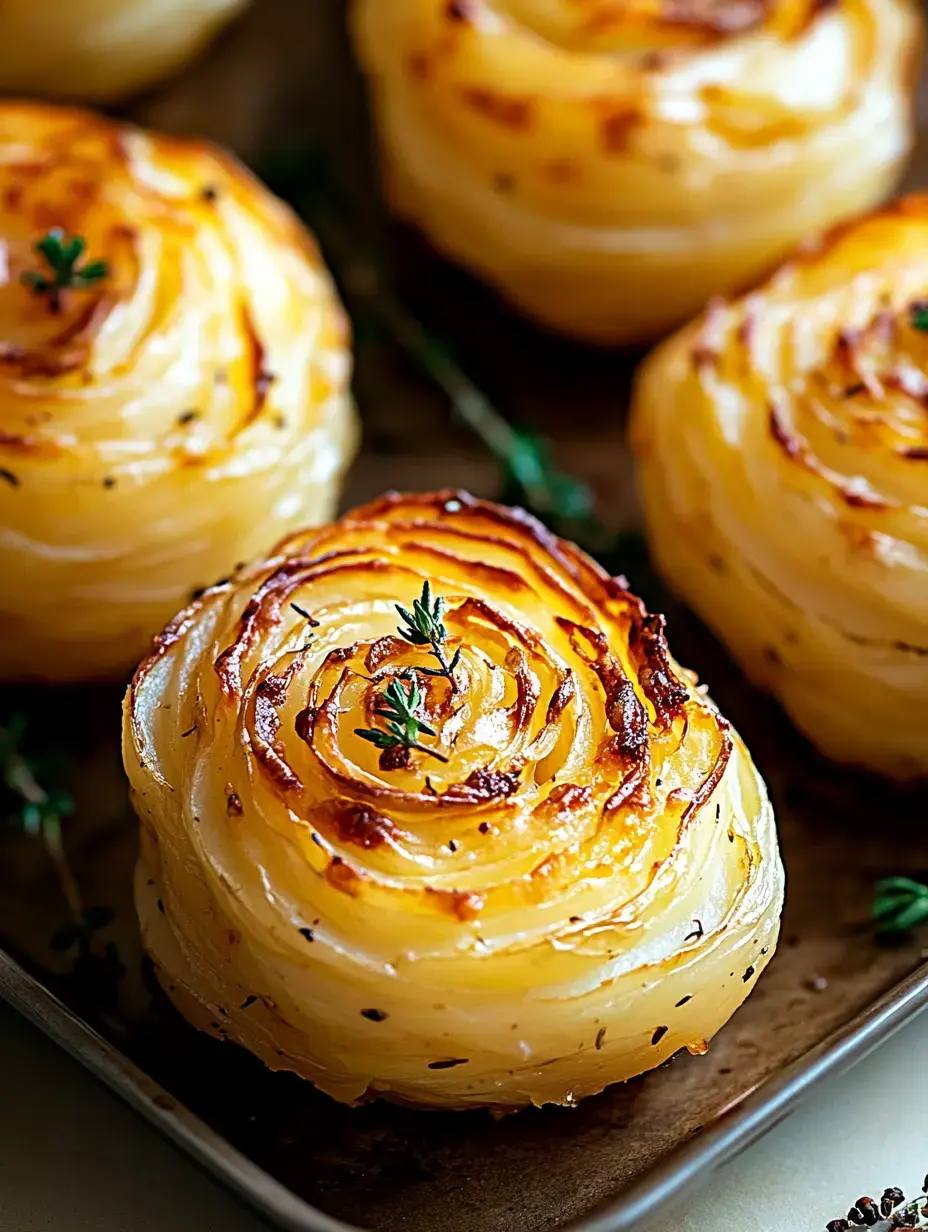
883, 1189, 906, 1217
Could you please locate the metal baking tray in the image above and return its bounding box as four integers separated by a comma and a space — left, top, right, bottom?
4, 1, 928, 1228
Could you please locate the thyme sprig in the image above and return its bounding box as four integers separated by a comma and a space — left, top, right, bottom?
872, 877, 928, 936
0, 713, 115, 961
909, 301, 928, 333
22, 229, 108, 314
396, 581, 460, 691
1, 714, 81, 919
355, 673, 448, 765
826, 1176, 928, 1228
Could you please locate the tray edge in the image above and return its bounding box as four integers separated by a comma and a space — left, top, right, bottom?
2, 947, 927, 1232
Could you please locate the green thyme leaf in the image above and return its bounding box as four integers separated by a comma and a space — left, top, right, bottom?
873, 876, 928, 934
21, 229, 108, 312
355, 672, 448, 766
395, 581, 459, 689
910, 301, 928, 333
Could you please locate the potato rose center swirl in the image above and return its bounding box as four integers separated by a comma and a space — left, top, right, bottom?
0, 102, 356, 683
352, 0, 922, 343
126, 491, 783, 1108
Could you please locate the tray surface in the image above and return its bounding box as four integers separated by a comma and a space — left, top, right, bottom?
3, 3, 928, 1230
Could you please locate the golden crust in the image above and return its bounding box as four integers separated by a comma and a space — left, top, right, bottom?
0, 102, 357, 683
632, 192, 928, 779
123, 489, 783, 1109
352, 0, 923, 343
0, 0, 249, 101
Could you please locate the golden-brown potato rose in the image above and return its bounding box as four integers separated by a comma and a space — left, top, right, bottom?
0, 0, 249, 102
632, 195, 928, 780
352, 0, 922, 345
0, 103, 356, 684
124, 490, 783, 1109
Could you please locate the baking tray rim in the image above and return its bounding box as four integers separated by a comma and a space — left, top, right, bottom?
2, 946, 926, 1232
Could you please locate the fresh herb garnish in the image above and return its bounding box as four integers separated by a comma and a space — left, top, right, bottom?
21, 229, 108, 314
1, 713, 80, 912
355, 673, 448, 765
1, 712, 120, 969
395, 581, 460, 691
910, 301, 928, 333
872, 876, 928, 935
826, 1176, 928, 1228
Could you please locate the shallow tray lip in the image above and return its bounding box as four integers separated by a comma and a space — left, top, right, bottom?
2, 947, 927, 1232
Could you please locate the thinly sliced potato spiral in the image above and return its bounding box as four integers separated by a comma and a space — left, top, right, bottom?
0, 103, 356, 683
125, 491, 783, 1109
632, 194, 928, 779
352, 0, 921, 344
0, 0, 249, 102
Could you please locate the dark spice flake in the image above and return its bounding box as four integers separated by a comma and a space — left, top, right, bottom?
361, 1007, 389, 1022
651, 1025, 668, 1046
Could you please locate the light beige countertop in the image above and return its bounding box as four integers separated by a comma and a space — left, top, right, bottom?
0, 998, 924, 1232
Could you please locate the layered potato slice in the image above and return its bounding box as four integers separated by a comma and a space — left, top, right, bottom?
352, 0, 921, 344
125, 490, 783, 1109
632, 194, 928, 778
0, 102, 356, 683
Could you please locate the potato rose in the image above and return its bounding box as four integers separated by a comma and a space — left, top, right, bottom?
0, 0, 249, 102
124, 490, 783, 1110
631, 194, 928, 780
352, 0, 921, 345
0, 102, 356, 684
